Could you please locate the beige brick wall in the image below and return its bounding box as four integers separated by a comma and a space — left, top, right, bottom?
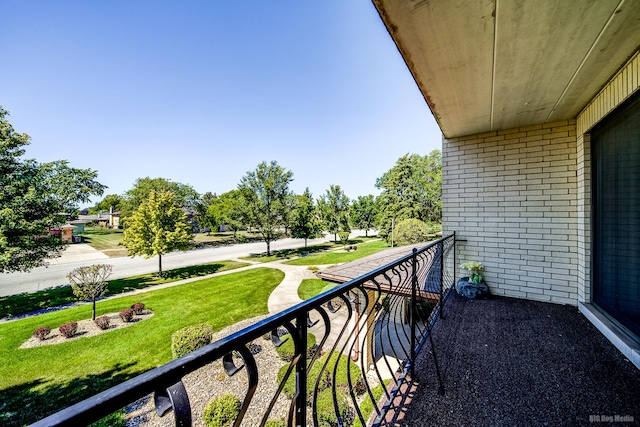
443, 121, 578, 305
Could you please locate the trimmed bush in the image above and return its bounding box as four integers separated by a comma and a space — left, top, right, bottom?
119, 308, 134, 323
131, 302, 145, 314
277, 351, 364, 399
202, 393, 240, 427
316, 387, 353, 427
393, 218, 431, 245
172, 323, 214, 358
59, 322, 78, 338
275, 333, 316, 362
94, 316, 110, 330
33, 326, 51, 341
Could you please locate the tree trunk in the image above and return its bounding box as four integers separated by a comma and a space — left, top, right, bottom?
266, 241, 271, 256
334, 233, 337, 243
365, 229, 368, 237
158, 254, 163, 277
304, 237, 307, 248
92, 299, 97, 320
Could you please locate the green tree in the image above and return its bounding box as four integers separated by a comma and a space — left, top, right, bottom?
121, 177, 200, 224
0, 107, 65, 272
290, 188, 322, 248
317, 184, 350, 242
39, 160, 107, 216
122, 190, 192, 276
376, 151, 442, 240
67, 264, 113, 320
208, 189, 245, 239
193, 191, 218, 234
238, 161, 293, 256
350, 194, 377, 236
393, 218, 431, 246
90, 194, 124, 214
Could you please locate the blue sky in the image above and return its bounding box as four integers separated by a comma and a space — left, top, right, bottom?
1, 1, 442, 206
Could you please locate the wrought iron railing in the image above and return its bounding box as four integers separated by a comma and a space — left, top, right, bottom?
31, 234, 456, 427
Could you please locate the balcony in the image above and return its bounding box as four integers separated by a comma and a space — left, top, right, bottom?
31, 234, 640, 426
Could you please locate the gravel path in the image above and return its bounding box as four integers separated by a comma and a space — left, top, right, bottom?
124, 315, 293, 427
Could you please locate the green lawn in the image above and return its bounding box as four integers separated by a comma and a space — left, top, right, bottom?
0, 260, 249, 318
283, 240, 389, 266
0, 267, 284, 427
297, 279, 338, 300
242, 237, 378, 263
79, 227, 124, 252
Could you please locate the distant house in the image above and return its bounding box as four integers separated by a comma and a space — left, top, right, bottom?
78, 207, 120, 229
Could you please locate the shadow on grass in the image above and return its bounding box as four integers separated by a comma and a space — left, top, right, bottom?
0, 362, 142, 427
108, 263, 228, 293
1, 262, 245, 319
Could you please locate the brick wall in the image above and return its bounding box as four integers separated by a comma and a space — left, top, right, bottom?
443, 121, 578, 305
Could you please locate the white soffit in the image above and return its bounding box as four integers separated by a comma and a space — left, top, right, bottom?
373, 0, 640, 138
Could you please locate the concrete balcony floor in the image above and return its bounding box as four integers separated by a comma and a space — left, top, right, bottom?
389, 293, 640, 426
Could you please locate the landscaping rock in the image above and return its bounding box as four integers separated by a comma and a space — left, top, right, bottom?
456, 277, 489, 299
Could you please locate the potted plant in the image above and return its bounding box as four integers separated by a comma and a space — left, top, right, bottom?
460, 261, 484, 284
457, 261, 489, 299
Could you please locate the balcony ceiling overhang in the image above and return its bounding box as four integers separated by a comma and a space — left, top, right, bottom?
372, 0, 640, 138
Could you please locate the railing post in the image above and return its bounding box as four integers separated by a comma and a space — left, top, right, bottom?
295, 312, 308, 427
410, 248, 417, 379
439, 239, 445, 320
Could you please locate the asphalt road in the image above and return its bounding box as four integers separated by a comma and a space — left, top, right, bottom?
0, 231, 372, 297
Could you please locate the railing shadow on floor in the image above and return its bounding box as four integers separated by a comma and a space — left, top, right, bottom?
32, 234, 457, 427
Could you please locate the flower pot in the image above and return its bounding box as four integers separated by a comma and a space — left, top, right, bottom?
456, 277, 489, 299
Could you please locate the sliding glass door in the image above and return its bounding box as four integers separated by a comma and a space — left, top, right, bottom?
592, 92, 640, 339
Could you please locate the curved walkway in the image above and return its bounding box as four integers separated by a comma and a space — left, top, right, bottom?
266, 261, 317, 314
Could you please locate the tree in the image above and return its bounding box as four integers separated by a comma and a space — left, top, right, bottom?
122, 190, 192, 276
350, 194, 378, 236
317, 184, 350, 242
67, 264, 113, 320
0, 107, 105, 273
393, 218, 431, 246
90, 194, 124, 214
121, 177, 200, 224
375, 151, 442, 240
238, 161, 293, 256
39, 160, 107, 216
0, 107, 64, 272
193, 192, 218, 234
207, 190, 245, 239
290, 188, 322, 248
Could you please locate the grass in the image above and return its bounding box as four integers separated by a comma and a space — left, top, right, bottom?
0, 267, 284, 427
0, 260, 249, 318
297, 279, 339, 300
79, 227, 124, 252
283, 240, 389, 266
241, 237, 378, 263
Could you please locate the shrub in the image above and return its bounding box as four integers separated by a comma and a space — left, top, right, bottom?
265, 419, 286, 427
393, 218, 431, 246
119, 308, 134, 323
33, 326, 51, 341
277, 351, 364, 399
202, 393, 240, 427
94, 316, 110, 330
316, 387, 353, 427
59, 322, 78, 338
131, 302, 145, 314
275, 333, 316, 362
172, 323, 214, 358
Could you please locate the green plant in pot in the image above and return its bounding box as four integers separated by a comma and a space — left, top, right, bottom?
460, 261, 484, 284
457, 261, 488, 299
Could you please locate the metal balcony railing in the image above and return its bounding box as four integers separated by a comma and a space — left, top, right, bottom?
32, 234, 456, 427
